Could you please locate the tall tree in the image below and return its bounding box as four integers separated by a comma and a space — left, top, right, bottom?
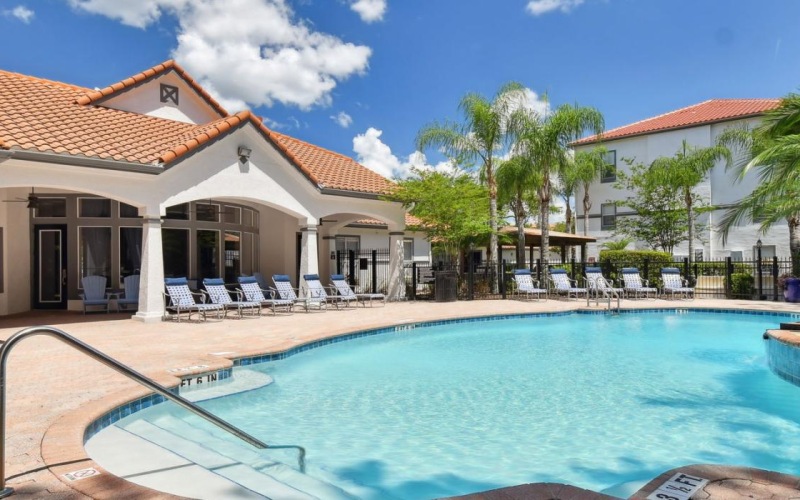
416, 82, 527, 282
572, 146, 607, 236
717, 93, 800, 274
649, 140, 731, 262
497, 156, 541, 265
509, 102, 604, 263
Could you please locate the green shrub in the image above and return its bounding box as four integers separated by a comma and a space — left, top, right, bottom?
725, 272, 754, 298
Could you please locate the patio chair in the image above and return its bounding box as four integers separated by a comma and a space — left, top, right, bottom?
80, 275, 111, 314
511, 269, 547, 301
116, 274, 140, 312
548, 269, 588, 300
621, 267, 658, 299
301, 274, 354, 309
661, 267, 695, 300
202, 278, 261, 318
273, 274, 326, 312
163, 277, 224, 322
330, 274, 386, 307
584, 267, 623, 299
237, 276, 294, 315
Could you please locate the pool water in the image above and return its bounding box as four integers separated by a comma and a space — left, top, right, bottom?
131, 311, 800, 499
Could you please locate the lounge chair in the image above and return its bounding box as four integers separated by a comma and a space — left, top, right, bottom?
511, 269, 547, 301
80, 275, 111, 314
116, 274, 140, 312
273, 274, 326, 312
302, 274, 355, 309
621, 267, 658, 299
584, 267, 623, 299
163, 277, 224, 322
330, 274, 386, 307
661, 267, 695, 300
548, 269, 588, 300
237, 276, 294, 315
202, 278, 261, 318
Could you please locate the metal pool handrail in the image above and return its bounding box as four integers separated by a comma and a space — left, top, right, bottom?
0, 326, 306, 498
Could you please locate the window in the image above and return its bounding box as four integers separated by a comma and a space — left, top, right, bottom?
162, 229, 189, 278
165, 203, 189, 220
79, 227, 111, 279
197, 230, 219, 281
79, 198, 111, 217
224, 230, 241, 283
335, 236, 360, 256
119, 202, 140, 218
223, 206, 242, 224
242, 208, 255, 227
119, 227, 142, 286
403, 238, 414, 261
195, 203, 219, 222
35, 198, 66, 217
601, 150, 616, 183
601, 203, 616, 230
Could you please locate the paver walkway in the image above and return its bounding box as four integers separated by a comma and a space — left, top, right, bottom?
0, 298, 797, 498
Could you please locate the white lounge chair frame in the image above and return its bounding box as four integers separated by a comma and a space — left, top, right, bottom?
273, 274, 326, 312
163, 277, 224, 322
203, 278, 261, 318
584, 267, 624, 299
548, 269, 588, 300
621, 268, 658, 299
330, 274, 386, 307
303, 274, 355, 309
237, 276, 294, 315
512, 269, 547, 301
661, 267, 695, 300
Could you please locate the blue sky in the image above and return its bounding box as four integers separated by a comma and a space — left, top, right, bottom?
1, 0, 799, 178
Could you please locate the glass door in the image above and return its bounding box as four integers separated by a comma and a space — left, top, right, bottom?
34, 225, 67, 309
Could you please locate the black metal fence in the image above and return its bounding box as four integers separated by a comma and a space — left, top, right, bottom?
335, 249, 391, 295
404, 256, 795, 302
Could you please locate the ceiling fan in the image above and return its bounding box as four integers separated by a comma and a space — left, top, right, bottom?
2, 188, 39, 209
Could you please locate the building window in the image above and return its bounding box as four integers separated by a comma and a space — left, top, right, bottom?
119, 202, 141, 218
165, 203, 189, 220
224, 230, 241, 283
601, 203, 616, 230
79, 227, 111, 279
79, 198, 111, 218
223, 206, 242, 225
195, 203, 219, 222
197, 229, 219, 281
601, 150, 616, 183
335, 236, 360, 256
119, 227, 142, 286
403, 238, 414, 261
35, 198, 66, 218
163, 229, 189, 278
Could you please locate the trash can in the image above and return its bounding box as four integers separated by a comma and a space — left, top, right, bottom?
434, 270, 458, 302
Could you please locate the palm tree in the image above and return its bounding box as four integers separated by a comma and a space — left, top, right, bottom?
572, 146, 607, 236
510, 103, 604, 264
717, 94, 800, 274
497, 155, 541, 265
649, 140, 731, 263
416, 82, 527, 280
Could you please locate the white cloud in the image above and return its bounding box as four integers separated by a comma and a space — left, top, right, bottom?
349, 0, 386, 23
4, 5, 35, 23
68, 0, 372, 110
526, 0, 585, 16
353, 127, 453, 179
331, 111, 353, 128
517, 88, 550, 118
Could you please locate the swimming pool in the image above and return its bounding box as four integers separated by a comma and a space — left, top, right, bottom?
106, 310, 800, 499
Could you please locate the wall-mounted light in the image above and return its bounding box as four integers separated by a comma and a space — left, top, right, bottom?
237, 146, 252, 162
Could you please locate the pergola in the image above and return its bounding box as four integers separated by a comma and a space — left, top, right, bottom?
498, 226, 597, 263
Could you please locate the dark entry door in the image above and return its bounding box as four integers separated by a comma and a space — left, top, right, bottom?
34, 224, 67, 309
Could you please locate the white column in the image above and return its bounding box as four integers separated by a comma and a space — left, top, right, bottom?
387, 231, 405, 301
134, 216, 165, 323
298, 225, 319, 297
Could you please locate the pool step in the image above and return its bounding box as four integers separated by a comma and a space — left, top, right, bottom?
121, 418, 354, 500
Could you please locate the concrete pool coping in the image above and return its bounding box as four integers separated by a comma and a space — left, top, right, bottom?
1, 298, 799, 499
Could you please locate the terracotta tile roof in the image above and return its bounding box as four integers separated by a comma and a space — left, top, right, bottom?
0, 63, 395, 195
573, 99, 780, 146
269, 131, 394, 195
75, 60, 228, 118
352, 214, 422, 227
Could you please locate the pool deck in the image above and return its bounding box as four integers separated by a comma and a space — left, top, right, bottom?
1, 297, 799, 499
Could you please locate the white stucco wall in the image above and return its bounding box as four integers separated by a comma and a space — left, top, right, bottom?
574, 116, 788, 259
0, 188, 32, 315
